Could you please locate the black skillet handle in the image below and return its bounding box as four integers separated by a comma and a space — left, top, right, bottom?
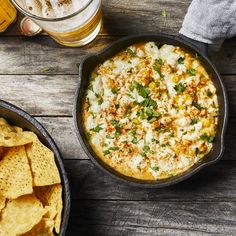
176, 34, 208, 57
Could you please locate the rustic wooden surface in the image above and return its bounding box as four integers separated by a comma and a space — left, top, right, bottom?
1, 0, 236, 235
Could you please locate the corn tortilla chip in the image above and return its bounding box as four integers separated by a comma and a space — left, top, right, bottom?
0, 146, 33, 199
34, 184, 63, 233
0, 194, 46, 235
0, 124, 33, 147
25, 132, 61, 186
0, 147, 7, 161
0, 195, 6, 212
21, 218, 55, 236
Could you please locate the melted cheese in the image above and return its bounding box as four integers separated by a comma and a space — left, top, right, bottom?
82, 42, 219, 180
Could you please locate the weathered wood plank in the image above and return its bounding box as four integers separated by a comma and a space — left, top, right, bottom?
0, 36, 235, 75
65, 160, 236, 200
3, 0, 191, 36
0, 75, 235, 116
66, 200, 236, 235
36, 116, 235, 161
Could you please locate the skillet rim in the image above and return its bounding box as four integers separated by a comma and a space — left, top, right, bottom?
74, 33, 228, 188
0, 99, 71, 235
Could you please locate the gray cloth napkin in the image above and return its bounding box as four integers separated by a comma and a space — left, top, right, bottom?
179, 0, 236, 46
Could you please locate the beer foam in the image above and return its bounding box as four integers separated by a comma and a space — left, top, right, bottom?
21, 0, 90, 18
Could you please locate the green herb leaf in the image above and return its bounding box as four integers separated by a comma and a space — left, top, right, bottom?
161, 9, 167, 17
208, 135, 215, 143
146, 107, 153, 117
177, 57, 185, 64
182, 131, 187, 135
143, 145, 150, 152
191, 117, 200, 125
192, 101, 202, 110
98, 98, 103, 105
90, 124, 103, 133
111, 87, 117, 94
131, 137, 138, 144
156, 58, 164, 65
187, 68, 196, 76
103, 150, 110, 155
153, 64, 163, 78
109, 146, 119, 151
174, 83, 186, 94
151, 165, 159, 171
127, 48, 136, 57
207, 91, 213, 97
148, 117, 157, 123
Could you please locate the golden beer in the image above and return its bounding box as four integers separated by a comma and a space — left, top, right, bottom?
47, 6, 102, 47
0, 0, 17, 32
10, 0, 102, 47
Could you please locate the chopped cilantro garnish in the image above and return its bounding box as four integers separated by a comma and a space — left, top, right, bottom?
148, 117, 157, 123
146, 107, 153, 117
161, 9, 167, 17
168, 173, 174, 177
109, 146, 119, 151
156, 58, 164, 65
192, 101, 202, 110
103, 150, 110, 155
207, 91, 213, 97
141, 98, 157, 108
151, 165, 159, 171
131, 81, 150, 98
98, 98, 103, 105
191, 117, 200, 125
153, 64, 164, 78
137, 165, 141, 171
143, 145, 150, 152
182, 131, 187, 135
200, 133, 215, 143
111, 119, 119, 126
130, 130, 136, 136
115, 104, 120, 109
174, 83, 186, 94
131, 137, 138, 144
208, 135, 215, 143
127, 48, 136, 57
90, 124, 103, 133
187, 68, 196, 76
177, 57, 185, 64
111, 87, 117, 94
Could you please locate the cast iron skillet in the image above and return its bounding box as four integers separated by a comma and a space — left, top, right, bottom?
74, 33, 228, 188
0, 99, 70, 235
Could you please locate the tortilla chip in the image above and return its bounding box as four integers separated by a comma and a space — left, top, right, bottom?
34, 184, 63, 233
0, 146, 33, 199
25, 132, 61, 186
0, 194, 46, 235
0, 195, 6, 212
0, 147, 7, 161
21, 218, 55, 236
0, 122, 33, 147
13, 126, 23, 133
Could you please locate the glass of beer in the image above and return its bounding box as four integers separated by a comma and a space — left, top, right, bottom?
10, 0, 102, 47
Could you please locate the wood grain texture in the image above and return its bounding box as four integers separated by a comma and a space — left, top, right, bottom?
65, 160, 236, 200
0, 36, 235, 75
0, 75, 235, 116
66, 199, 236, 236
3, 0, 191, 36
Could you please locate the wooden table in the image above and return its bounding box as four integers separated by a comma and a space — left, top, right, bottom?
1, 1, 236, 235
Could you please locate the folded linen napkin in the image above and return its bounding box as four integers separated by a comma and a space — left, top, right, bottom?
179, 0, 236, 46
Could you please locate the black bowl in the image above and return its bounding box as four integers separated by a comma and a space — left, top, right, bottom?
74, 33, 228, 188
0, 99, 70, 235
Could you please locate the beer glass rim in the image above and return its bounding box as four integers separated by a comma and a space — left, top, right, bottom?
10, 0, 95, 22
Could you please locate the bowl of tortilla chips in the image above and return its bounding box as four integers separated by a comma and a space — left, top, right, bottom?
0, 99, 70, 236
